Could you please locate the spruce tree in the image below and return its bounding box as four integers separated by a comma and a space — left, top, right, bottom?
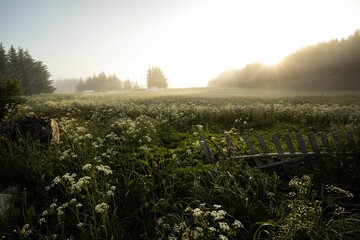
4, 45, 54, 95
146, 66, 168, 89
0, 43, 8, 76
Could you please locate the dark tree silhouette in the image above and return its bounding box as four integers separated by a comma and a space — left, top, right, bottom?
0, 44, 55, 95
0, 76, 25, 121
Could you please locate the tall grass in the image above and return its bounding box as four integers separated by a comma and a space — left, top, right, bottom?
1, 91, 360, 239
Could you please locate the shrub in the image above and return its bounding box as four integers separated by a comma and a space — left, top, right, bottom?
0, 76, 25, 121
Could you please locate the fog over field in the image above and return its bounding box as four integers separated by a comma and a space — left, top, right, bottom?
1, 0, 360, 89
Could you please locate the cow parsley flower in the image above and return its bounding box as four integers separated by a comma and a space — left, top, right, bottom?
96, 165, 113, 175
82, 164, 92, 171
95, 203, 109, 213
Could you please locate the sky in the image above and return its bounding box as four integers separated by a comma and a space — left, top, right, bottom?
1, 0, 360, 88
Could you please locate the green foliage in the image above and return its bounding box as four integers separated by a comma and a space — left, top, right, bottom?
0, 44, 55, 95
76, 72, 122, 92
0, 75, 25, 121
75, 73, 137, 92
0, 91, 360, 239
209, 29, 360, 90
156, 202, 246, 239
147, 66, 168, 89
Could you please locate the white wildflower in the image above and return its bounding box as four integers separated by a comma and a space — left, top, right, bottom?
219, 235, 228, 240
196, 125, 203, 131
38, 217, 46, 225
168, 235, 177, 240
193, 208, 202, 217
96, 165, 113, 175
95, 203, 109, 213
218, 222, 230, 232
232, 219, 243, 229
208, 227, 216, 232
82, 164, 92, 171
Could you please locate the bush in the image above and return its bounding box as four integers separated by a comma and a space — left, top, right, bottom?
0, 76, 25, 121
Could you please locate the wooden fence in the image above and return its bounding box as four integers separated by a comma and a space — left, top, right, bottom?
200, 131, 358, 169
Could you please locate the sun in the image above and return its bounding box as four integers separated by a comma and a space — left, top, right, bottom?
139, 0, 359, 88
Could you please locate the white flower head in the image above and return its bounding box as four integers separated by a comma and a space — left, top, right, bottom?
219, 235, 228, 240
96, 164, 113, 175
95, 203, 109, 213
232, 219, 243, 229
193, 208, 203, 217
218, 222, 230, 232
38, 217, 46, 225
82, 163, 92, 171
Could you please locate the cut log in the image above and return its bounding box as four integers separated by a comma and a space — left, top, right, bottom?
0, 116, 60, 144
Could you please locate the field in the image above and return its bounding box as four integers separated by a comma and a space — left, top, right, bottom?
1, 88, 360, 239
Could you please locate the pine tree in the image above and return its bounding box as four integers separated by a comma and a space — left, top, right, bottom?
4, 45, 54, 95
7, 45, 21, 81
146, 66, 168, 89
0, 43, 8, 76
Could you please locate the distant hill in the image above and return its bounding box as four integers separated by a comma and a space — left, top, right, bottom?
208, 29, 360, 90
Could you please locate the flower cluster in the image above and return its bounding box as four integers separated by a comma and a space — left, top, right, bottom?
110, 115, 159, 146
156, 203, 244, 240
277, 175, 322, 239
289, 175, 312, 197
326, 185, 354, 198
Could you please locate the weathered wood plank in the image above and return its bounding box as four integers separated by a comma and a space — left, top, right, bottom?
257, 135, 273, 164
284, 133, 301, 172
258, 156, 305, 169
332, 131, 341, 146
200, 137, 214, 162
226, 135, 234, 148
347, 131, 356, 150
296, 132, 308, 153
243, 135, 257, 154
272, 134, 284, 155
242, 135, 262, 166
320, 132, 333, 152
307, 132, 320, 153
284, 133, 296, 154
226, 135, 235, 156
234, 152, 318, 159
272, 134, 289, 171
257, 135, 269, 154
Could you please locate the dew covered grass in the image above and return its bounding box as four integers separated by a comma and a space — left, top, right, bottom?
1, 88, 360, 239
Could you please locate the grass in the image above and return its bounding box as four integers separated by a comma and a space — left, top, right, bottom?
0, 88, 360, 239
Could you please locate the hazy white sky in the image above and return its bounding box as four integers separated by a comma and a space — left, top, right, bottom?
1, 0, 359, 88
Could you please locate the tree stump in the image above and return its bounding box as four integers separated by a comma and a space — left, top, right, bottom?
0, 116, 60, 144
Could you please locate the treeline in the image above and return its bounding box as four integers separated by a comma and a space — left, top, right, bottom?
74, 72, 138, 92
0, 43, 54, 95
208, 29, 360, 90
